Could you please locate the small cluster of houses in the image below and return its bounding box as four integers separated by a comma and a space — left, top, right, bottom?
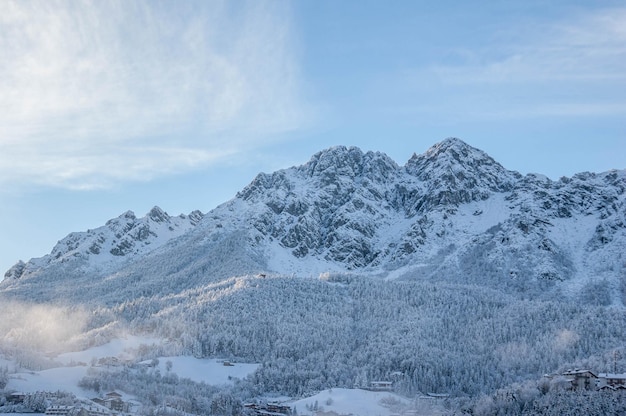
41, 391, 132, 416
91, 391, 132, 413
547, 369, 626, 391
45, 404, 110, 416
244, 401, 292, 415
366, 381, 394, 391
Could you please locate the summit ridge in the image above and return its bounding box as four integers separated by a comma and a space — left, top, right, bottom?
2, 138, 625, 305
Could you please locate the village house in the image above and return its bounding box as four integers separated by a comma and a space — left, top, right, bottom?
368, 381, 393, 391
92, 391, 129, 413
7, 391, 25, 404
554, 369, 626, 391
45, 405, 77, 415
597, 373, 626, 390
244, 401, 292, 415
103, 391, 129, 412
46, 404, 112, 416
561, 369, 598, 390
82, 405, 112, 416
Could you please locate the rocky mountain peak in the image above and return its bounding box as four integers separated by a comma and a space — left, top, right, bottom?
3, 260, 25, 280
303, 146, 365, 178
105, 210, 136, 227
406, 138, 508, 178
238, 146, 398, 204
185, 210, 205, 226
148, 206, 169, 223
426, 136, 477, 155
4, 206, 204, 281
298, 146, 398, 190
402, 138, 520, 211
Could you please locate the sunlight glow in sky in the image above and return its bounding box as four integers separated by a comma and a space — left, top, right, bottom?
1, 0, 625, 274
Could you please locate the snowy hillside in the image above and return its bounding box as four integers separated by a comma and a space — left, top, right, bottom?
1, 138, 626, 415
3, 206, 203, 281
4, 138, 624, 303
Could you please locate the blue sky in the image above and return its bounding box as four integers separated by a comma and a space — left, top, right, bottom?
1, 0, 625, 274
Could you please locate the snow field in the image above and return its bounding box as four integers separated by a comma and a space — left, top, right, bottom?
4, 335, 259, 399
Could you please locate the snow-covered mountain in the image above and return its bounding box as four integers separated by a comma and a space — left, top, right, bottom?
2, 138, 626, 411
2, 138, 625, 303
4, 206, 203, 280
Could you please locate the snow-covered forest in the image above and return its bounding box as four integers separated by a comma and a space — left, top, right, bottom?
1, 140, 625, 414
3, 273, 626, 414
106, 275, 626, 396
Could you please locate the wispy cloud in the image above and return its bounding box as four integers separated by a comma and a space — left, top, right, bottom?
404, 7, 626, 120
433, 8, 626, 84
0, 0, 309, 189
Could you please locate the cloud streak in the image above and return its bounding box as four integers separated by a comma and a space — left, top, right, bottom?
403, 7, 626, 121
433, 8, 626, 84
0, 0, 308, 189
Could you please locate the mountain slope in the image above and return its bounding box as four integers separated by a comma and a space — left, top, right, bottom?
2, 138, 626, 407
4, 206, 204, 281
2, 138, 625, 304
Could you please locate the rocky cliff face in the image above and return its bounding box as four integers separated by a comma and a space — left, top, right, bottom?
232, 139, 522, 268
3, 138, 625, 303
236, 146, 401, 267
402, 138, 520, 212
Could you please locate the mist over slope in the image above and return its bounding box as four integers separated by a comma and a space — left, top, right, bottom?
1, 138, 625, 406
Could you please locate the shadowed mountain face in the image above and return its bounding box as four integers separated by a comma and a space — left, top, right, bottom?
2, 138, 625, 304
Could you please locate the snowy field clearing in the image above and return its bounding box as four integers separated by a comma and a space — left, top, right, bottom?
4, 335, 259, 399
56, 335, 163, 365
8, 366, 92, 397
152, 356, 259, 385
290, 388, 446, 416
